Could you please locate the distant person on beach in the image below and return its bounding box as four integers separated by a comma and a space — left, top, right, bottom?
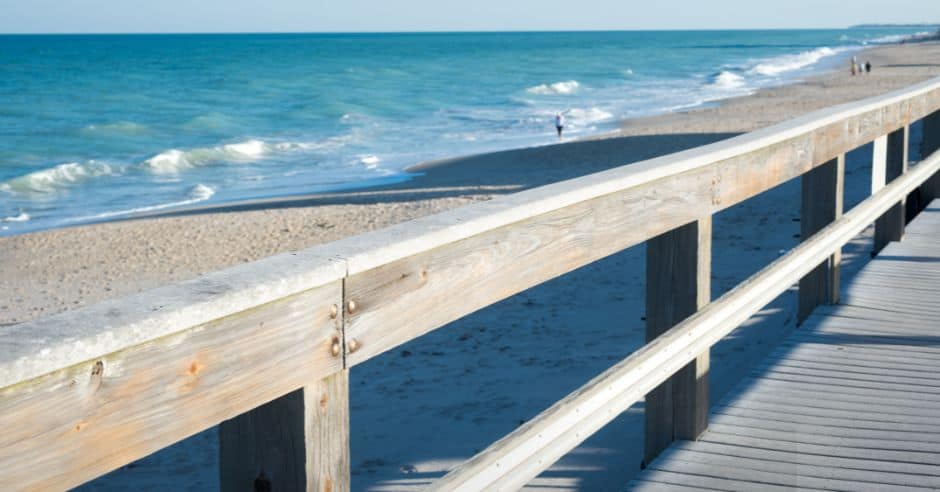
866, 61, 872, 73
851, 56, 858, 76
555, 113, 565, 138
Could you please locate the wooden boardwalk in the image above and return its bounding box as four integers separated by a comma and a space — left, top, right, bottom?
629, 201, 940, 491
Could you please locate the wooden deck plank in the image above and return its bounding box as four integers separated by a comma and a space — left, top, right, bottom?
775, 340, 940, 364
721, 384, 940, 417
671, 440, 940, 478
626, 479, 714, 492
707, 423, 940, 454
714, 400, 940, 427
712, 404, 940, 433
630, 203, 940, 489
701, 431, 940, 466
651, 452, 934, 491
629, 468, 796, 492
708, 414, 940, 443
812, 303, 936, 321
655, 448, 938, 489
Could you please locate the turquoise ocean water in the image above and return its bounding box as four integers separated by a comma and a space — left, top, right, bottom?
0, 28, 932, 235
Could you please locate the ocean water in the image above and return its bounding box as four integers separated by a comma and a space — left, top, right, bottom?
0, 28, 932, 235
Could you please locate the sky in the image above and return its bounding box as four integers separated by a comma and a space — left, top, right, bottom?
0, 0, 937, 34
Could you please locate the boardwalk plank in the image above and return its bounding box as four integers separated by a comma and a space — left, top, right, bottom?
628, 186, 940, 491
652, 453, 933, 491
658, 447, 938, 489
672, 441, 940, 478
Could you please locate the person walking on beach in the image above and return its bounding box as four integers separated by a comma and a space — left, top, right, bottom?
555, 112, 565, 139
865, 61, 872, 74
851, 56, 858, 76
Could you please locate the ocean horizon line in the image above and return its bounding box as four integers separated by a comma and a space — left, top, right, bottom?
2, 26, 936, 36
2, 27, 933, 235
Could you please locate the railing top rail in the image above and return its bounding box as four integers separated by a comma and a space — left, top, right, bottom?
430, 131, 940, 492
3, 75, 940, 391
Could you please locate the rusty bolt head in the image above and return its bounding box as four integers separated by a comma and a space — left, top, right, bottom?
330, 338, 341, 357
329, 304, 339, 319
347, 300, 357, 314
348, 338, 361, 354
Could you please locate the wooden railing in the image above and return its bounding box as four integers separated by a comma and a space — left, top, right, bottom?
3, 76, 940, 491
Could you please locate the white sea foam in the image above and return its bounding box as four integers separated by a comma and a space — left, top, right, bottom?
566, 107, 614, 125
749, 47, 845, 77
68, 184, 217, 222
1, 161, 114, 194
360, 155, 381, 168
527, 80, 581, 95
144, 139, 268, 174
189, 183, 216, 200
864, 31, 932, 45
223, 139, 266, 157
2, 212, 29, 222
710, 71, 747, 89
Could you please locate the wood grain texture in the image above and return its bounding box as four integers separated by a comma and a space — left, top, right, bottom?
305, 370, 350, 492
220, 356, 349, 490
431, 143, 940, 492
644, 218, 711, 464
342, 79, 940, 367
911, 110, 940, 218
875, 126, 909, 255
872, 134, 888, 194
5, 78, 940, 392
5, 78, 940, 491
629, 205, 940, 491
798, 154, 844, 323
0, 283, 343, 491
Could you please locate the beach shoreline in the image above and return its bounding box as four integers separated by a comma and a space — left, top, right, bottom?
0, 34, 920, 237
3, 41, 939, 325
5, 38, 940, 492
59, 39, 913, 227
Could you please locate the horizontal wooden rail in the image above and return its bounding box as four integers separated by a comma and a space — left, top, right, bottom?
430, 144, 940, 492
1, 75, 940, 489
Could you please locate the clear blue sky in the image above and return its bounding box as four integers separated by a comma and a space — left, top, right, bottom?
0, 0, 937, 34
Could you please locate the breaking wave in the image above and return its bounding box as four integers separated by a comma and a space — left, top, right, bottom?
749, 47, 847, 77
0, 161, 115, 194
527, 80, 581, 95
359, 155, 381, 168
565, 107, 614, 125
2, 212, 29, 222
143, 139, 268, 174
863, 31, 933, 45
709, 70, 747, 89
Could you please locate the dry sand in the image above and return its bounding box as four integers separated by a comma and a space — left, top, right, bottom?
3, 41, 940, 491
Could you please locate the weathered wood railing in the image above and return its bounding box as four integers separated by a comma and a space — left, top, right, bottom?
3, 76, 940, 491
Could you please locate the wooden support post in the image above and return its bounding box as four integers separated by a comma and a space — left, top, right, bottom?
220, 371, 350, 492
798, 155, 844, 324
874, 126, 908, 255
644, 217, 711, 465
910, 111, 940, 220
220, 295, 350, 492
920, 110, 940, 204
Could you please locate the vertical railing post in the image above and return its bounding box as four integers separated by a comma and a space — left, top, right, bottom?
798, 155, 844, 324
874, 126, 908, 255
910, 110, 940, 220
920, 110, 940, 205
220, 295, 350, 492
644, 217, 711, 465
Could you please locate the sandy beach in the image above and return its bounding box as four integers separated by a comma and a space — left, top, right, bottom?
4, 40, 940, 491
